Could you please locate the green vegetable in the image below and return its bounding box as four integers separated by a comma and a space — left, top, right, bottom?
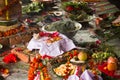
45, 20, 77, 33
22, 2, 44, 14
92, 51, 115, 63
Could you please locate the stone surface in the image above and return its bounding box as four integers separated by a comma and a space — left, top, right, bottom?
72, 29, 98, 47
0, 59, 29, 80
106, 39, 120, 57
5, 69, 28, 80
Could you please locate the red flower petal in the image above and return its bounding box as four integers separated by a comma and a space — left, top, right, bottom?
66, 6, 74, 12
3, 53, 17, 64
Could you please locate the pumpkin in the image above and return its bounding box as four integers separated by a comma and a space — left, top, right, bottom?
107, 63, 117, 71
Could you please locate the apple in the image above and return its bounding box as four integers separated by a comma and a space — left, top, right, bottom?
78, 51, 87, 61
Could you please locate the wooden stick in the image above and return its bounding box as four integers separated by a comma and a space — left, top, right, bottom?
5, 0, 9, 20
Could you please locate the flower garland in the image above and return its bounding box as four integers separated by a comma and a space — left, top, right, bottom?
0, 0, 20, 16
58, 50, 78, 79
28, 55, 51, 80
0, 25, 25, 37
28, 50, 78, 80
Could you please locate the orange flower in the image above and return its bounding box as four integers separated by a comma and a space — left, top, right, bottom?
30, 63, 35, 67
28, 56, 52, 80
42, 67, 47, 73
73, 50, 78, 56
44, 73, 49, 77
44, 77, 51, 80
28, 76, 35, 80
34, 63, 39, 68
32, 58, 37, 63
39, 62, 43, 68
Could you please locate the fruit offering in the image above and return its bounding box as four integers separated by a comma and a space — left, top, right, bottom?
107, 63, 117, 71
107, 56, 118, 64
78, 51, 87, 61
92, 51, 115, 63
28, 55, 51, 80
53, 63, 76, 77
107, 56, 118, 71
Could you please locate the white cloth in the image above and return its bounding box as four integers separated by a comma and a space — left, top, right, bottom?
67, 75, 79, 80
80, 70, 103, 80
34, 72, 40, 80
27, 33, 76, 57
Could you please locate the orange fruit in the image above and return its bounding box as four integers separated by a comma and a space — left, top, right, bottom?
3, 69, 9, 74
107, 63, 117, 71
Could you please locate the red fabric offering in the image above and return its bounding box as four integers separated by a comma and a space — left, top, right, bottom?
42, 55, 53, 59
39, 31, 59, 38
97, 62, 120, 79
3, 53, 17, 64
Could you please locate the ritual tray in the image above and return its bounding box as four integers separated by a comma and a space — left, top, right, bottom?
47, 49, 78, 80
46, 62, 63, 80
